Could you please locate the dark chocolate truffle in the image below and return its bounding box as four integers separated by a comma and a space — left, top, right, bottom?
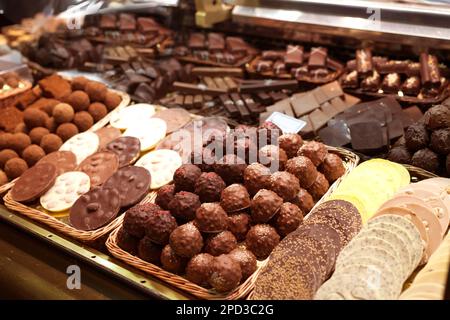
285, 156, 318, 188
186, 253, 214, 287
269, 171, 301, 201
169, 223, 204, 258
251, 189, 283, 223
243, 162, 271, 196
160, 245, 188, 274
73, 111, 94, 132
195, 202, 228, 233
297, 141, 328, 166
40, 134, 63, 154
258, 145, 288, 172
88, 102, 108, 122
123, 203, 161, 238
22, 144, 45, 166
155, 184, 176, 210
52, 103, 74, 124
273, 202, 303, 237
23, 108, 48, 129
168, 191, 201, 221
209, 254, 242, 292
387, 146, 412, 164
85, 81, 107, 102
205, 231, 238, 256
173, 164, 202, 192
137, 236, 162, 264
411, 148, 440, 173
229, 248, 257, 281
308, 172, 330, 200
214, 154, 247, 185
227, 212, 251, 241
405, 123, 429, 152
245, 224, 280, 260
29, 127, 50, 145
278, 134, 303, 158
0, 149, 18, 169
10, 133, 31, 153
430, 128, 450, 155
319, 153, 346, 183
56, 123, 79, 142
104, 92, 122, 111
4, 158, 28, 179
424, 104, 450, 130
145, 210, 178, 245
291, 188, 315, 214
220, 184, 251, 213
194, 172, 226, 203
66, 91, 90, 112
117, 228, 139, 255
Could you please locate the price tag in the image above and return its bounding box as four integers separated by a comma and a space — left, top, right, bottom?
265, 111, 306, 134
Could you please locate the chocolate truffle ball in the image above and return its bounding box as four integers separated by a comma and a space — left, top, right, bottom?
137, 236, 162, 264
88, 102, 108, 122
424, 104, 450, 130
52, 103, 74, 124
160, 245, 188, 274
278, 134, 303, 158
173, 164, 202, 192
10, 133, 31, 153
168, 191, 201, 221
387, 146, 412, 164
45, 117, 57, 132
56, 123, 79, 142
22, 144, 45, 166
292, 188, 315, 214
23, 108, 48, 129
285, 156, 318, 188
71, 76, 89, 91
297, 141, 328, 166
155, 184, 176, 210
0, 170, 7, 186
411, 148, 440, 173
319, 153, 346, 183
308, 172, 330, 200
0, 133, 12, 149
220, 184, 251, 213
29, 127, 49, 145
243, 162, 271, 196
430, 128, 450, 155
258, 145, 288, 172
104, 92, 122, 111
4, 158, 28, 179
73, 111, 94, 132
229, 248, 257, 281
169, 223, 204, 258
85, 81, 107, 102
246, 224, 280, 260
186, 253, 214, 287
194, 172, 226, 203
117, 228, 139, 255
405, 123, 429, 152
227, 212, 251, 241
195, 202, 228, 233
205, 231, 238, 256
66, 91, 90, 112
36, 98, 59, 116
0, 149, 18, 169
214, 154, 247, 185
258, 121, 281, 146
14, 123, 28, 134
123, 203, 161, 238
40, 134, 62, 154
209, 254, 242, 292
251, 189, 283, 223
269, 171, 300, 201
273, 202, 303, 237
145, 210, 178, 245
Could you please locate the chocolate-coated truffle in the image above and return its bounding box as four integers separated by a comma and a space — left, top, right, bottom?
168, 191, 201, 221
209, 254, 242, 292
73, 111, 94, 132
45, 117, 57, 132
251, 189, 283, 223
56, 123, 79, 142
23, 108, 48, 129
85, 81, 107, 102
10, 133, 31, 153
220, 184, 251, 213
278, 134, 303, 158
173, 164, 202, 192
155, 184, 176, 210
160, 245, 188, 274
195, 202, 228, 233
40, 134, 62, 154
285, 156, 318, 188
258, 145, 288, 172
205, 231, 238, 256
387, 146, 412, 164
117, 228, 139, 255
169, 223, 204, 258
0, 133, 12, 149
145, 210, 178, 245
66, 91, 90, 112
269, 171, 300, 201
52, 103, 74, 124
104, 92, 122, 111
273, 202, 303, 237
424, 104, 450, 130
411, 148, 440, 173
245, 224, 280, 260
430, 128, 450, 155
137, 236, 162, 264
123, 203, 161, 238
291, 188, 315, 214
227, 212, 251, 241
297, 141, 328, 166
0, 170, 7, 186
258, 121, 281, 146
71, 76, 89, 91
319, 153, 345, 183
4, 158, 28, 179
22, 144, 45, 166
194, 172, 226, 203
186, 253, 214, 287
214, 154, 247, 185
29, 127, 49, 144
243, 162, 271, 196
0, 149, 18, 169
229, 248, 257, 281
88, 102, 108, 122
308, 172, 330, 200
405, 123, 429, 152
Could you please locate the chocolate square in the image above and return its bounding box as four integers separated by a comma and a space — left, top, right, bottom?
308, 47, 328, 69
318, 120, 351, 147
321, 102, 340, 118
291, 93, 320, 117
284, 45, 304, 68
309, 109, 329, 132
208, 33, 225, 51
189, 33, 206, 50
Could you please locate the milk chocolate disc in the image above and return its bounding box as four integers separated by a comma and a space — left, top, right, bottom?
37, 151, 77, 176
69, 187, 121, 231
105, 136, 141, 167
103, 166, 151, 207
79, 151, 119, 186
11, 163, 58, 203
153, 108, 191, 134
96, 127, 122, 149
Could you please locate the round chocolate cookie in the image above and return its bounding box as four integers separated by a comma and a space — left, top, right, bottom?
153, 108, 191, 134
69, 187, 121, 231
79, 151, 119, 186
95, 127, 122, 149
37, 150, 77, 176
106, 136, 141, 167
103, 166, 151, 208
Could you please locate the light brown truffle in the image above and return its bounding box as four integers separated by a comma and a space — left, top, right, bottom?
88, 102, 108, 122
0, 170, 8, 185
56, 123, 79, 142
53, 103, 74, 124
85, 81, 107, 102
22, 144, 45, 166
45, 117, 57, 132
0, 133, 13, 149
0, 149, 19, 169
71, 76, 89, 91
14, 123, 28, 134
10, 133, 31, 153
104, 92, 121, 111
73, 111, 94, 132
66, 91, 90, 112
40, 134, 63, 154
23, 108, 48, 129
4, 158, 28, 179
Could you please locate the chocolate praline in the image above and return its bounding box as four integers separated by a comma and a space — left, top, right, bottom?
423, 104, 450, 130
243, 162, 271, 196
214, 154, 247, 185
245, 224, 280, 260
297, 141, 328, 166
251, 189, 283, 223
269, 171, 301, 201
208, 254, 243, 292
155, 184, 176, 210
319, 153, 346, 183
173, 164, 202, 192
278, 134, 303, 158
168, 191, 201, 221
291, 188, 315, 214
411, 148, 440, 173
123, 203, 161, 238
273, 202, 303, 237
186, 253, 214, 287
145, 210, 178, 245
257, 122, 282, 146
220, 184, 251, 213
430, 128, 450, 155
117, 228, 139, 255
138, 236, 162, 264
194, 172, 226, 202
405, 123, 429, 152
308, 172, 330, 200
227, 212, 251, 241
258, 145, 288, 172
229, 248, 257, 281
194, 202, 228, 233
169, 223, 204, 258
205, 231, 238, 256
160, 245, 188, 274
285, 156, 318, 188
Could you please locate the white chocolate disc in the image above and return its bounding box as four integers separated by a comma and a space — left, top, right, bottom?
123, 118, 167, 152
109, 104, 156, 130
59, 132, 99, 164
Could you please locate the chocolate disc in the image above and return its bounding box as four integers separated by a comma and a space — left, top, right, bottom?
103, 166, 151, 207
37, 151, 77, 176
69, 187, 121, 231
105, 136, 141, 167
96, 127, 122, 149
11, 163, 58, 203
79, 151, 119, 186
153, 108, 191, 134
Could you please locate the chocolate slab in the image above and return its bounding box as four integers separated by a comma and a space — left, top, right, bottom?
208, 33, 225, 51
188, 33, 206, 49
79, 151, 119, 187
308, 47, 328, 69
318, 120, 351, 147
284, 45, 303, 68
37, 151, 77, 176
291, 92, 320, 117
239, 80, 298, 93
106, 136, 141, 168
349, 121, 387, 153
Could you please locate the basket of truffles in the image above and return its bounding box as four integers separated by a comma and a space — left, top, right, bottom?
106, 122, 359, 299
0, 72, 32, 109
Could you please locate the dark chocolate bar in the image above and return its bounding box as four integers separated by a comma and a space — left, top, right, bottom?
193, 94, 203, 109
308, 47, 327, 69
349, 121, 388, 153
189, 33, 206, 49
208, 33, 225, 51
226, 37, 249, 53
184, 95, 194, 109
377, 60, 408, 74
262, 50, 285, 61
420, 53, 441, 88
192, 67, 243, 78
284, 45, 304, 68
239, 80, 298, 93
172, 82, 227, 95
242, 94, 266, 115
230, 93, 251, 119
219, 94, 239, 116
356, 48, 373, 75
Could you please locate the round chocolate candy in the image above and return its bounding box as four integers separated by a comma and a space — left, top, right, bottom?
95, 127, 122, 149
37, 150, 77, 176
105, 136, 141, 167
79, 151, 119, 186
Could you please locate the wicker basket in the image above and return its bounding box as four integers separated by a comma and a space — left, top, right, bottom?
105, 146, 360, 300
0, 80, 32, 109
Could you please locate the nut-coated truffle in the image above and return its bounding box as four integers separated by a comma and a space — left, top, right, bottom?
145, 210, 178, 245
227, 212, 251, 241
23, 108, 48, 129
10, 133, 31, 153
194, 172, 226, 203
73, 111, 94, 132
214, 154, 247, 185
430, 128, 450, 155
246, 224, 280, 260
387, 146, 412, 164
291, 188, 315, 214
269, 171, 300, 201
411, 148, 440, 173
40, 134, 62, 154
220, 184, 251, 213
56, 123, 79, 142
66, 91, 90, 112
45, 117, 57, 132
160, 245, 188, 274
229, 248, 257, 281
88, 102, 107, 122
104, 91, 122, 111
22, 144, 45, 166
0, 149, 18, 169
173, 164, 202, 192
4, 158, 28, 179
251, 189, 283, 223
405, 123, 429, 152
123, 203, 161, 238
195, 202, 228, 233
258, 121, 282, 146
0, 170, 8, 185
71, 76, 89, 91
117, 228, 139, 255
424, 104, 450, 130
319, 153, 345, 183
209, 254, 242, 292
0, 133, 13, 149
297, 141, 328, 166
273, 202, 303, 237
307, 172, 330, 200
205, 231, 238, 256
278, 134, 303, 158
85, 81, 107, 102
137, 236, 162, 264
285, 156, 318, 188
186, 253, 214, 287
52, 103, 74, 124
169, 223, 204, 258
155, 184, 176, 210
258, 145, 288, 172
243, 162, 271, 196
29, 127, 50, 144
168, 191, 201, 221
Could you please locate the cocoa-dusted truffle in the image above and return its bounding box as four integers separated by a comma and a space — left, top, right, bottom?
209, 254, 242, 292
319, 153, 345, 183
160, 245, 188, 274
22, 145, 45, 166
229, 248, 257, 281
243, 162, 271, 196
88, 102, 107, 122
285, 156, 318, 188
155, 184, 176, 210
104, 91, 122, 111
85, 81, 107, 102
29, 127, 49, 145
405, 123, 429, 152
292, 188, 315, 214
45, 117, 57, 132
117, 228, 139, 255
195, 202, 228, 233
0, 149, 18, 169
56, 123, 79, 142
214, 154, 247, 185
4, 158, 28, 179
14, 123, 28, 134
31, 98, 59, 116
73, 111, 94, 132
40, 134, 62, 154
66, 91, 90, 112
10, 133, 31, 153
424, 104, 450, 130
52, 103, 74, 124
258, 121, 281, 146
297, 141, 327, 166
273, 202, 303, 237
123, 203, 161, 238
430, 128, 450, 155
169, 223, 204, 258
387, 146, 412, 164
220, 184, 251, 213
145, 210, 178, 245
71, 76, 89, 91
186, 253, 214, 287
23, 108, 48, 129
194, 172, 226, 202
278, 134, 303, 158
246, 224, 280, 260
0, 170, 7, 185
138, 236, 162, 264
411, 148, 440, 173
251, 189, 283, 223
258, 145, 288, 172
168, 191, 201, 221
308, 172, 330, 200
0, 133, 12, 149
205, 231, 238, 256
269, 171, 300, 201
173, 164, 202, 192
